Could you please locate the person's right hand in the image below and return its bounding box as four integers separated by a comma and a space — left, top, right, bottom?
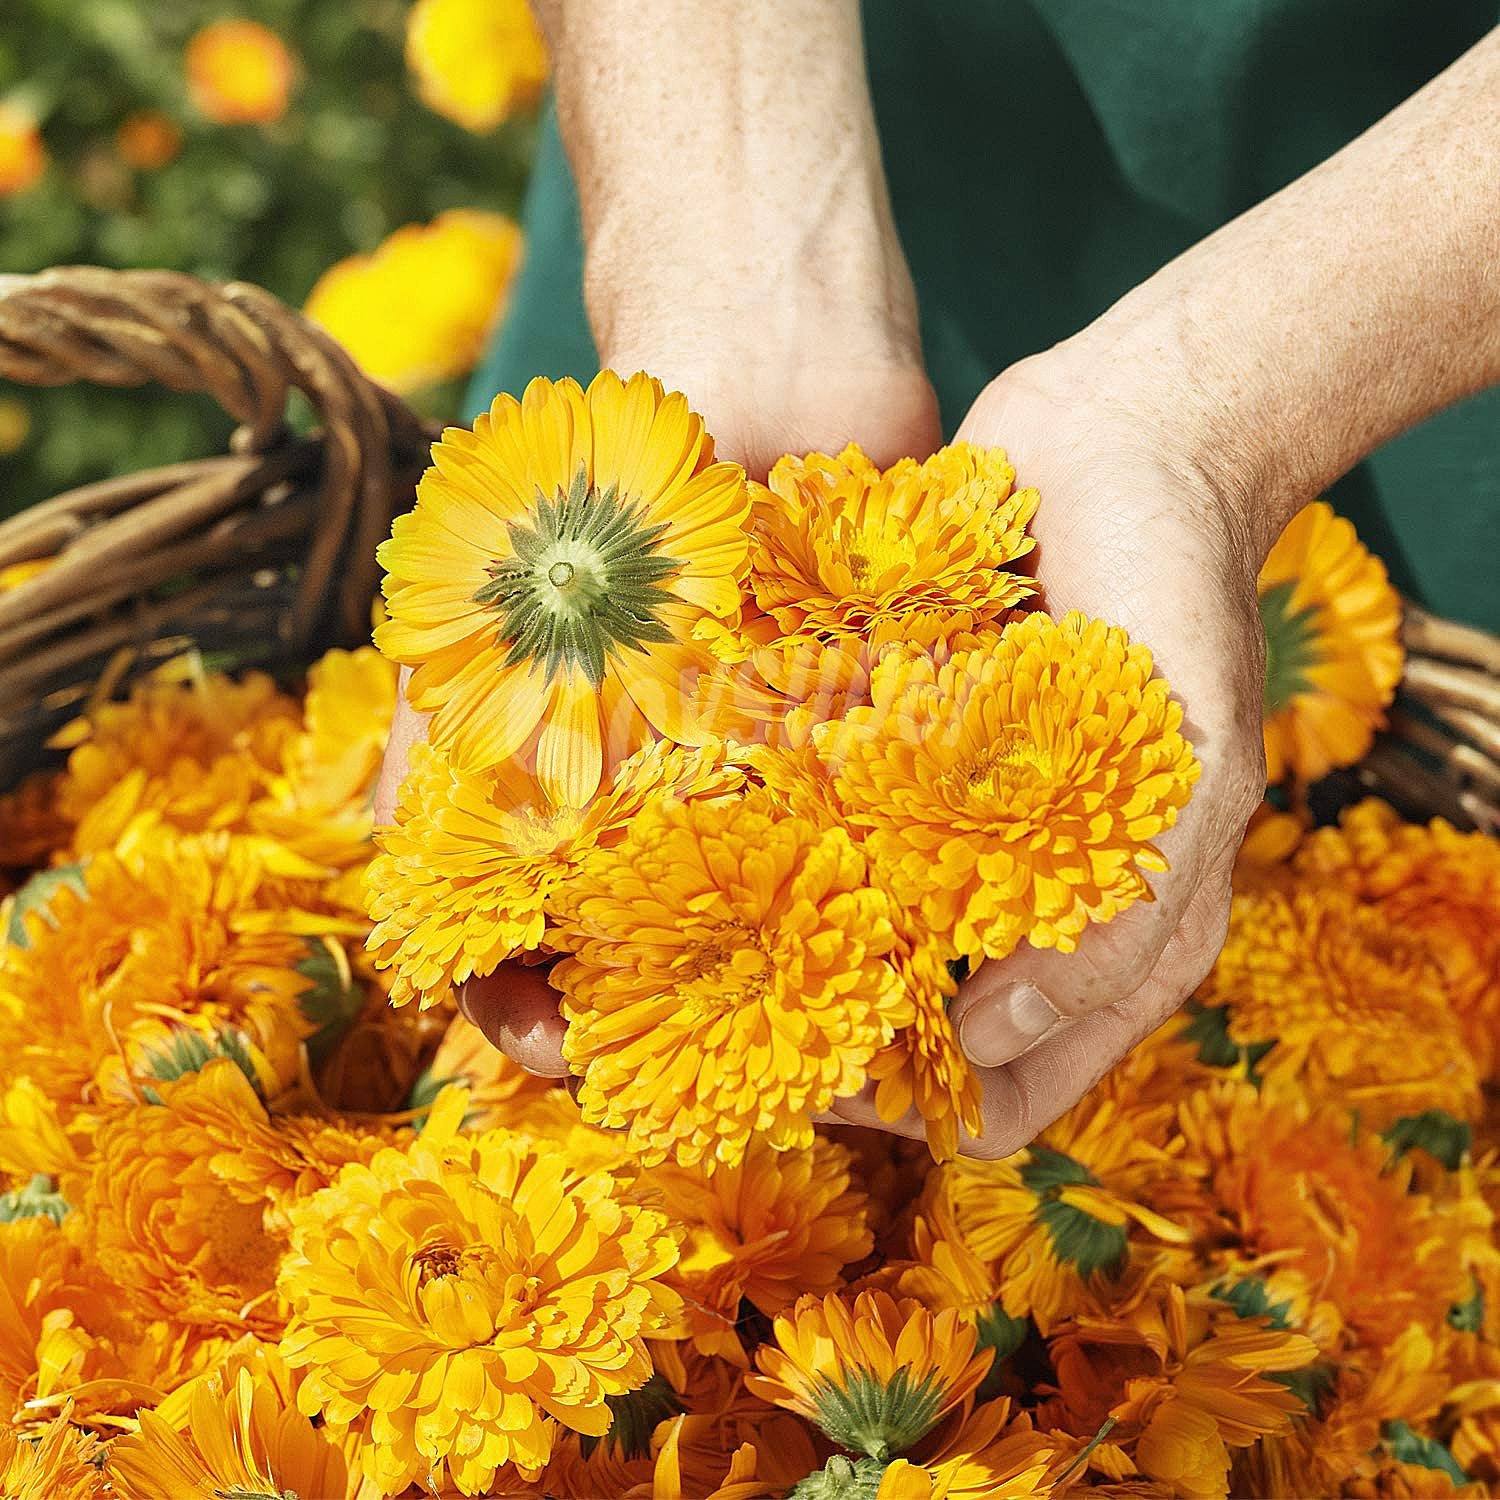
374, 307, 941, 1078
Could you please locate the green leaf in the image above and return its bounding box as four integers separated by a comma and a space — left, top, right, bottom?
1179, 1002, 1274, 1083
1383, 1110, 1471, 1172
577, 1374, 686, 1462
1211, 1277, 1295, 1331
1382, 1421, 1468, 1484
296, 940, 365, 1066
4, 863, 86, 948
0, 1172, 69, 1225
1275, 1363, 1336, 1413
1450, 1276, 1485, 1334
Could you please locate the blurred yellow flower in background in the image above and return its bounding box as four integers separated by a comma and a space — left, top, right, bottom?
0, 396, 32, 457
0, 102, 46, 197
406, 0, 549, 132
185, 20, 297, 126
1258, 500, 1403, 784
114, 111, 182, 171
305, 208, 522, 394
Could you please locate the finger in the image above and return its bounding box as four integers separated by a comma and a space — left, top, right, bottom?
457, 963, 571, 1078
374, 667, 428, 827
955, 878, 1235, 1160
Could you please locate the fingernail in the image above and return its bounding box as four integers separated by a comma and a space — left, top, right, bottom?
454, 981, 474, 1023
960, 982, 1059, 1068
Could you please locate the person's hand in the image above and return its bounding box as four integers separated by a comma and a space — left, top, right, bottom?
374, 317, 941, 1078
831, 331, 1270, 1156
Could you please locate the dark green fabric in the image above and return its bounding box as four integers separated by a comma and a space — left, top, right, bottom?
469, 1, 1500, 631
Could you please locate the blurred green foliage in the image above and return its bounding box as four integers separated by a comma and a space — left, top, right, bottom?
0, 0, 535, 518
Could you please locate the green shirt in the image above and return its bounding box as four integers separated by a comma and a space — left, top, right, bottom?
470, 0, 1500, 631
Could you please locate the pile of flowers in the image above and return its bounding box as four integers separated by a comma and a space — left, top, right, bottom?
0, 374, 1496, 1499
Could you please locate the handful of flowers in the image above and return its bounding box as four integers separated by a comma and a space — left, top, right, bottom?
366, 371, 1201, 1165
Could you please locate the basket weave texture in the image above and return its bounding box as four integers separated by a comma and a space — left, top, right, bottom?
0, 266, 436, 788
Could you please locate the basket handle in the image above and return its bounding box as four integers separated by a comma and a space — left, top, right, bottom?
0, 266, 432, 644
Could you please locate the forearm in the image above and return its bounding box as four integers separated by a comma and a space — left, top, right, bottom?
1067, 29, 1500, 554
531, 0, 918, 367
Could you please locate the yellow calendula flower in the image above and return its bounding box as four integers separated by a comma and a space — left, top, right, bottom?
1294, 798, 1500, 1080
185, 19, 296, 125
0, 103, 46, 197
819, 611, 1199, 961
1196, 878, 1479, 1126
108, 1342, 349, 1500
650, 1136, 874, 1363
554, 791, 910, 1168
0, 1408, 101, 1500
82, 1069, 285, 1339
306, 210, 522, 394
375, 372, 751, 803
278, 1125, 681, 1495
1258, 500, 1403, 784
941, 1087, 1190, 1334
367, 737, 741, 1008
748, 1290, 992, 1461
406, 0, 549, 132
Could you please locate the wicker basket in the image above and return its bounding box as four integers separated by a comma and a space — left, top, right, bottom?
0, 265, 1496, 829
0, 266, 436, 790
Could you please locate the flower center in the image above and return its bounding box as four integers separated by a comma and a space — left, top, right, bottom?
471, 464, 682, 685
943, 733, 1056, 804
678, 926, 772, 1018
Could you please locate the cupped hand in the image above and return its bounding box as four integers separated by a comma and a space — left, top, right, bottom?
833, 336, 1270, 1155
374, 341, 941, 1078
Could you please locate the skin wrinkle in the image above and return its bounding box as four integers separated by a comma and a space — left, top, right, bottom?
375, 17, 1500, 1156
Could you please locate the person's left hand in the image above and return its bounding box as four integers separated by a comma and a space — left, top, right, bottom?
827, 333, 1270, 1156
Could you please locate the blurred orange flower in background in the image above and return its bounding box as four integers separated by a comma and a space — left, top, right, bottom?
0, 102, 46, 197
114, 111, 182, 171
185, 19, 297, 127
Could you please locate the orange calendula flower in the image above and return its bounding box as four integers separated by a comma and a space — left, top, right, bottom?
0, 1408, 101, 1499
375, 372, 751, 803
650, 1135, 874, 1363
1049, 1284, 1319, 1499
1258, 500, 1403, 784
107, 1342, 349, 1500
0, 831, 322, 1114
876, 1397, 1057, 1500
0, 103, 46, 197
1196, 878, 1479, 1126
306, 210, 523, 394
82, 1068, 285, 1339
748, 1290, 992, 1461
1180, 1083, 1481, 1355
406, 0, 549, 131
740, 442, 1037, 645
278, 1125, 681, 1495
554, 792, 910, 1168
819, 610, 1199, 961
185, 19, 296, 125
366, 737, 742, 1008
1294, 797, 1500, 1080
